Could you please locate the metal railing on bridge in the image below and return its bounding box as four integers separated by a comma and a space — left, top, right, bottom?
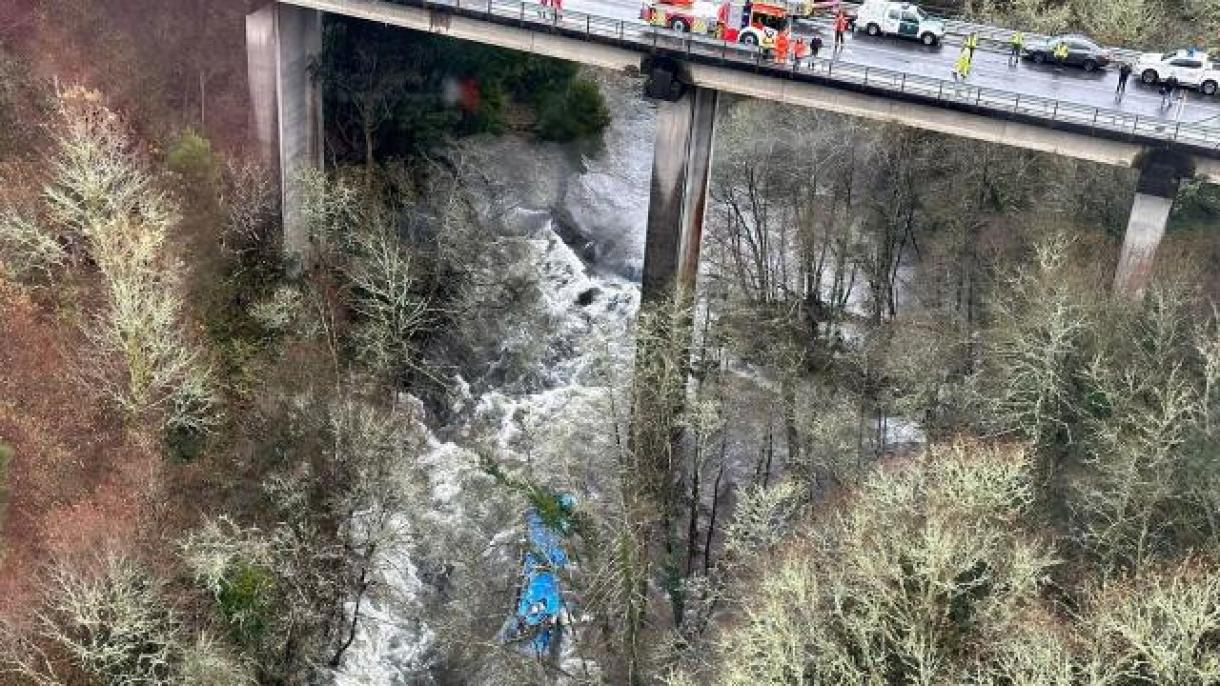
384, 0, 1220, 154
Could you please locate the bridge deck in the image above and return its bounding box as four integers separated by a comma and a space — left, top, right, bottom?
279, 0, 1220, 180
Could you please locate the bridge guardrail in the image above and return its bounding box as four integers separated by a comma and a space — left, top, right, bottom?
389, 0, 1220, 153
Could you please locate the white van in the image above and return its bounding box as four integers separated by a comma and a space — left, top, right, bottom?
854, 0, 945, 46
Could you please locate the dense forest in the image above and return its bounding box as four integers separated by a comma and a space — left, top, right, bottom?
0, 0, 1219, 684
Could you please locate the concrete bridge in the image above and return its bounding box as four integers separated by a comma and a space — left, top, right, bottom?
247, 0, 1220, 296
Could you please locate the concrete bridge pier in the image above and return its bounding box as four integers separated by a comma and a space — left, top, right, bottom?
246, 3, 324, 259
1113, 150, 1194, 296
641, 67, 718, 304
631, 61, 718, 494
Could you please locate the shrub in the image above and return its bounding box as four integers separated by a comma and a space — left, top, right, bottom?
1172, 180, 1220, 230
178, 633, 256, 685
0, 209, 65, 283
535, 79, 610, 142
179, 517, 277, 649
166, 129, 220, 189
217, 562, 275, 646
1086, 563, 1220, 684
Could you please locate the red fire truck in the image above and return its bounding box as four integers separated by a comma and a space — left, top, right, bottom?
641, 0, 793, 49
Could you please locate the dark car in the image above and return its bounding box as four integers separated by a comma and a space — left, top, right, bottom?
1023, 33, 1113, 72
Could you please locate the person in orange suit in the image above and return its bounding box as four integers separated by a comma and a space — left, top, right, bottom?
833, 9, 849, 51
775, 30, 790, 63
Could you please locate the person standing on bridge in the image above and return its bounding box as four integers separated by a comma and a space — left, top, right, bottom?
833, 9, 849, 52
1160, 74, 1178, 109
1008, 31, 1023, 67
1116, 61, 1132, 99
775, 30, 790, 64
1172, 75, 1187, 119
1053, 40, 1069, 64
953, 47, 972, 82
809, 32, 823, 59
964, 32, 979, 59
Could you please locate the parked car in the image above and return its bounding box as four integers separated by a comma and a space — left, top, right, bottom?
853, 0, 945, 46
789, 0, 839, 18
1135, 48, 1219, 96
1023, 34, 1112, 72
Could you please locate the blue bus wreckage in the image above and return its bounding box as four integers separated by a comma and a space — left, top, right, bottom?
498, 495, 576, 660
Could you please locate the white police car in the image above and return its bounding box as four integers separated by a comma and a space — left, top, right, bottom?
854, 0, 945, 46
1135, 48, 1219, 96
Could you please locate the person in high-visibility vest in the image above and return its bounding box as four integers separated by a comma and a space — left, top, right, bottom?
964, 32, 979, 58
953, 47, 972, 81
1053, 41, 1069, 62
1008, 31, 1023, 66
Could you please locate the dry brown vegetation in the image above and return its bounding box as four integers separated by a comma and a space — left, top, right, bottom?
11, 0, 259, 152
0, 277, 161, 627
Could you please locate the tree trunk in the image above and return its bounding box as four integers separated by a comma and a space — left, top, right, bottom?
685, 443, 702, 576
330, 540, 376, 668
362, 117, 376, 173
703, 460, 725, 575
782, 374, 802, 476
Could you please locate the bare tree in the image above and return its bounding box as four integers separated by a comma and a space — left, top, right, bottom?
219, 160, 280, 262
672, 442, 1059, 685
179, 393, 429, 680
979, 235, 1092, 461
1086, 563, 1220, 684
39, 88, 218, 436
344, 215, 432, 382
0, 208, 65, 282
1, 553, 182, 685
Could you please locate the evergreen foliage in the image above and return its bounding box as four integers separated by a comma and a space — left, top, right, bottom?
315, 18, 608, 161
535, 78, 611, 142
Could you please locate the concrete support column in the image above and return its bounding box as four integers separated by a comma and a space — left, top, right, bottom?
1113, 156, 1186, 297
631, 80, 718, 496
246, 3, 324, 258
641, 86, 719, 305
1113, 191, 1174, 296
